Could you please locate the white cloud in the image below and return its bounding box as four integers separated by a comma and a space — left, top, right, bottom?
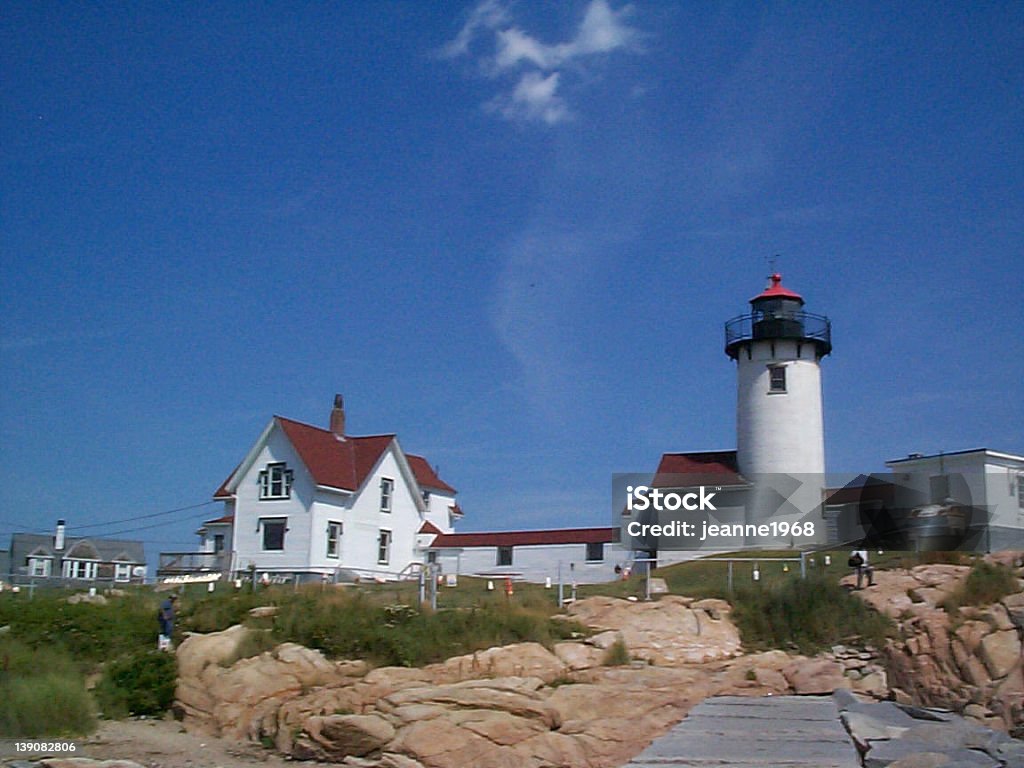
442, 0, 641, 125
440, 0, 509, 59
486, 71, 570, 125
495, 27, 554, 70
564, 0, 638, 58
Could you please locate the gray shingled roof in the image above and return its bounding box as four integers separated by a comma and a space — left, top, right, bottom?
8, 533, 145, 576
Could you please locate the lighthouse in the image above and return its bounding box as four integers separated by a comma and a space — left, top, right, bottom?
725, 274, 831, 534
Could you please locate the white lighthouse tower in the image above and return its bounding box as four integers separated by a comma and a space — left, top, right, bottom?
725, 274, 831, 533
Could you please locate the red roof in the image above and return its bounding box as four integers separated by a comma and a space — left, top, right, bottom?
212, 416, 456, 497
213, 463, 239, 499
202, 514, 235, 525
750, 273, 804, 304
406, 454, 456, 494
277, 417, 394, 491
653, 450, 745, 487
429, 527, 615, 548
418, 521, 444, 535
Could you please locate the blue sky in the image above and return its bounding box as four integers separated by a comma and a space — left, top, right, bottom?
2, 1, 1022, 558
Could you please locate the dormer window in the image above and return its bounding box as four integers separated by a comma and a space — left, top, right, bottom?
380, 477, 394, 513
259, 463, 293, 500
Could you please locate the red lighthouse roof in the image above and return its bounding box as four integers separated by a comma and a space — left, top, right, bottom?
750, 273, 804, 304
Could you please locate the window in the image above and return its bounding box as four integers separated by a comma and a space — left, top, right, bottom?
260, 518, 287, 550
29, 558, 51, 577
213, 534, 225, 553
377, 530, 392, 565
497, 546, 513, 566
426, 550, 438, 564
326, 521, 342, 558
768, 365, 787, 393
1018, 474, 1024, 510
380, 478, 394, 512
586, 542, 605, 562
62, 560, 98, 580
114, 563, 132, 582
258, 463, 294, 499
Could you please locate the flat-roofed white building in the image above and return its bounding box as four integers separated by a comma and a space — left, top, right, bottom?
426, 526, 632, 584
886, 448, 1024, 551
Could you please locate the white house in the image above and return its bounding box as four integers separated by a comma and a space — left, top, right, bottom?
203, 395, 461, 582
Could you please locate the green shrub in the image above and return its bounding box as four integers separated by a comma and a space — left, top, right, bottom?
0, 592, 160, 662
730, 576, 892, 655
179, 588, 275, 633
93, 650, 177, 718
944, 561, 1020, 613
0, 637, 95, 736
603, 638, 631, 666
270, 591, 580, 666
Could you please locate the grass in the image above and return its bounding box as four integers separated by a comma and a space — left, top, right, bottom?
730, 576, 893, 654
943, 560, 1020, 613
0, 589, 161, 662
0, 589, 174, 732
93, 649, 177, 718
268, 589, 582, 666
603, 637, 631, 666
0, 636, 95, 736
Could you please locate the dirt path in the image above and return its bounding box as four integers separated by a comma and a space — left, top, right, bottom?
70, 718, 338, 768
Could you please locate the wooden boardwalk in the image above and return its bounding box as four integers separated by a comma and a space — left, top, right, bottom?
624, 695, 861, 768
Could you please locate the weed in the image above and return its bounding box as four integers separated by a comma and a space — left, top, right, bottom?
943, 560, 1019, 614
603, 638, 631, 666
0, 637, 95, 736
269, 591, 580, 666
93, 650, 177, 718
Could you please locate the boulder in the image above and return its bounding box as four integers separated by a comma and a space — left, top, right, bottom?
553, 641, 604, 671
1002, 592, 1024, 630
565, 595, 741, 665
175, 624, 253, 679
979, 630, 1022, 679
783, 658, 848, 695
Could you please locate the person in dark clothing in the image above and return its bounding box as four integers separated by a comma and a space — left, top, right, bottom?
849, 547, 875, 589
157, 594, 178, 651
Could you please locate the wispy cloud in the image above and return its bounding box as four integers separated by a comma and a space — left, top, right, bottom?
441, 0, 641, 125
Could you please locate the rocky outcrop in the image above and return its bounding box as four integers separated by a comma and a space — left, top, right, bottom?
563, 595, 742, 665
173, 596, 801, 767
173, 573, 1024, 767
845, 556, 1024, 736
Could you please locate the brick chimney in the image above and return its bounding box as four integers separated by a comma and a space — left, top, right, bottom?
329, 394, 345, 437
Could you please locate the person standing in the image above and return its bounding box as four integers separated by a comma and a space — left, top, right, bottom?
849, 547, 874, 589
157, 593, 178, 651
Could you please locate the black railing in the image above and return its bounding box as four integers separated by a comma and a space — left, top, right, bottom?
725, 310, 831, 358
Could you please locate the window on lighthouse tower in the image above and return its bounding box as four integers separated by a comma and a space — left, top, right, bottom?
769, 365, 787, 393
